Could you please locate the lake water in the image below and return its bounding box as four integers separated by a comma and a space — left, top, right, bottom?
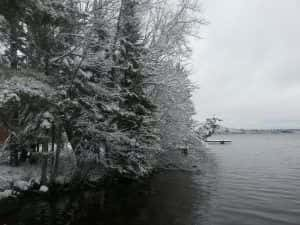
1, 133, 300, 225
205, 133, 300, 225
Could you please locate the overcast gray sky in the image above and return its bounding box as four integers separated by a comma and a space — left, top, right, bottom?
190, 0, 300, 129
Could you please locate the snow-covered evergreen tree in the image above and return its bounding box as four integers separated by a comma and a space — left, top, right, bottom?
0, 0, 205, 182
109, 0, 160, 177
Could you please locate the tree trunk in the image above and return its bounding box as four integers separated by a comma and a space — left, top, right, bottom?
40, 142, 49, 185
20, 148, 27, 162
113, 0, 125, 46
9, 144, 19, 166
50, 126, 62, 183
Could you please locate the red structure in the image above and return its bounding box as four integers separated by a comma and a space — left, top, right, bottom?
0, 127, 9, 144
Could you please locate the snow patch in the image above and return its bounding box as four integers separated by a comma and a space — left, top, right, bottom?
13, 180, 30, 191
39, 185, 49, 192
0, 190, 14, 200
40, 120, 52, 129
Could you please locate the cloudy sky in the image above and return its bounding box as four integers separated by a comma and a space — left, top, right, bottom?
190, 0, 300, 129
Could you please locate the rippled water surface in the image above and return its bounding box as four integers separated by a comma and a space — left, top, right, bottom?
206, 134, 300, 225
1, 133, 300, 225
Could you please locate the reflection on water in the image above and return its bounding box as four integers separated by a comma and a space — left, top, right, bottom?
2, 134, 300, 225
0, 149, 217, 225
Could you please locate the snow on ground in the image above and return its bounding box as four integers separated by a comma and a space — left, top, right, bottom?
0, 190, 14, 200
39, 185, 49, 192
0, 142, 108, 201
0, 144, 77, 194
0, 163, 41, 190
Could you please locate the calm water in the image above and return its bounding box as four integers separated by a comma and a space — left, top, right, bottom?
1, 133, 300, 225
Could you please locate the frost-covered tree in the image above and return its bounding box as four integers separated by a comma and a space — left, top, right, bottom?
140, 0, 205, 150
0, 0, 30, 68
0, 0, 205, 182
0, 66, 63, 180
152, 63, 196, 149
195, 116, 222, 141
109, 0, 160, 177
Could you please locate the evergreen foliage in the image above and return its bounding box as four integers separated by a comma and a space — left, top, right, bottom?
0, 0, 205, 181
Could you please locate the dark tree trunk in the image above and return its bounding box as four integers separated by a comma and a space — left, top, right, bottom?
51, 125, 62, 183
40, 142, 49, 185
20, 148, 27, 162
9, 144, 19, 166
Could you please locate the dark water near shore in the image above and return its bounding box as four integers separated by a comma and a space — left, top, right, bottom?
1, 133, 300, 225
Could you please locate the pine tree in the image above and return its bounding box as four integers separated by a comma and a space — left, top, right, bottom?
0, 0, 29, 68
0, 0, 204, 181
111, 0, 159, 177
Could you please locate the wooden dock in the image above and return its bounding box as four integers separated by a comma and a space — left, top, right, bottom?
206, 140, 232, 144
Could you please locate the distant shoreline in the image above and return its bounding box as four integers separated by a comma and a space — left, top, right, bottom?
215, 128, 300, 135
